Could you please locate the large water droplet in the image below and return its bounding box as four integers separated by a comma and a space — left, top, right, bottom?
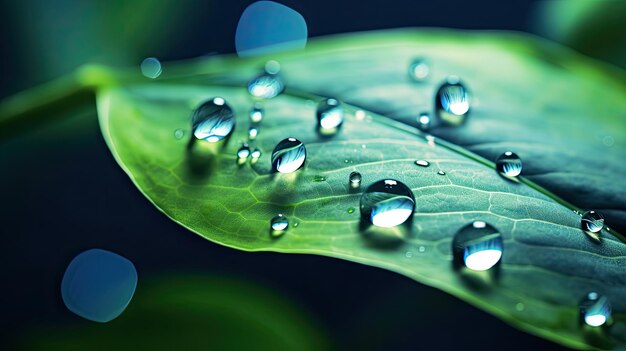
496, 151, 523, 178
270, 214, 289, 237
360, 179, 415, 228
248, 73, 285, 99
417, 112, 431, 130
271, 137, 306, 173
191, 97, 235, 142
349, 171, 362, 188
249, 103, 264, 123
61, 249, 137, 323
317, 98, 344, 134
435, 77, 470, 126
581, 210, 604, 241
453, 221, 503, 271
580, 292, 611, 327
140, 57, 162, 79
235, 1, 307, 57
409, 58, 429, 81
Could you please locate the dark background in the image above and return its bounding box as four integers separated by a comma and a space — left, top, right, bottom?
1, 0, 569, 349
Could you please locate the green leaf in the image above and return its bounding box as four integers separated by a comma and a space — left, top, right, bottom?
22, 275, 329, 350
96, 29, 626, 349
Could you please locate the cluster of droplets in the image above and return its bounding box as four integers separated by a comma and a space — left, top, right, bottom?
184, 58, 615, 331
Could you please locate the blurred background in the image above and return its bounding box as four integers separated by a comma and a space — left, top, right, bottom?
1, 0, 624, 349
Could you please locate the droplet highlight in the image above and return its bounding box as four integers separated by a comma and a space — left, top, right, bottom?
496, 151, 523, 178
317, 98, 344, 134
435, 77, 470, 126
581, 210, 604, 241
349, 171, 362, 188
417, 112, 431, 130
61, 249, 137, 323
415, 160, 430, 167
237, 144, 251, 163
409, 58, 429, 81
270, 214, 289, 237
453, 221, 503, 271
191, 97, 235, 142
360, 179, 415, 228
271, 137, 306, 173
580, 292, 611, 327
248, 73, 285, 99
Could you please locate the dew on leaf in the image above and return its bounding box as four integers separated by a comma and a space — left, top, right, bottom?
435, 76, 470, 126
360, 179, 415, 228
349, 171, 362, 188
191, 97, 235, 143
580, 292, 611, 327
271, 137, 306, 173
452, 221, 503, 271
496, 151, 523, 178
317, 98, 344, 135
140, 57, 162, 79
415, 160, 430, 167
409, 58, 429, 81
270, 214, 289, 237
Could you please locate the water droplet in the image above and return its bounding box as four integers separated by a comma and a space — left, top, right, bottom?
271, 137, 306, 173
405, 251, 413, 258
248, 126, 259, 140
140, 57, 162, 79
237, 144, 251, 163
293, 221, 299, 227
355, 110, 366, 120
192, 97, 235, 142
347, 207, 355, 214
409, 58, 430, 81
435, 77, 470, 126
580, 292, 611, 327
251, 148, 262, 160
349, 171, 362, 188
360, 179, 415, 228
270, 214, 289, 236
426, 135, 436, 146
248, 73, 284, 99
453, 221, 503, 271
581, 210, 604, 241
515, 302, 525, 312
312, 175, 326, 182
235, 1, 307, 57
264, 60, 281, 74
496, 151, 523, 178
174, 128, 185, 140
418, 246, 426, 253
437, 170, 446, 175
317, 98, 344, 134
361, 144, 367, 149
415, 160, 430, 167
417, 112, 431, 130
61, 249, 137, 323
249, 103, 264, 123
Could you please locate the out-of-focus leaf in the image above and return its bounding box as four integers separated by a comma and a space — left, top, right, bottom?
22, 275, 328, 350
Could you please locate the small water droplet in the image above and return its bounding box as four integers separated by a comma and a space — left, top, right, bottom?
347, 207, 355, 214
312, 175, 326, 182
580, 292, 611, 327
435, 77, 470, 126
581, 210, 604, 241
264, 60, 281, 74
405, 251, 413, 258
437, 170, 446, 175
349, 171, 362, 188
140, 57, 162, 79
317, 98, 344, 134
409, 58, 430, 81
293, 221, 299, 228
417, 112, 431, 130
496, 151, 523, 178
453, 221, 503, 271
415, 160, 430, 167
515, 302, 525, 312
361, 144, 367, 149
360, 179, 415, 228
192, 97, 235, 142
270, 214, 289, 237
248, 126, 259, 140
271, 137, 306, 173
426, 135, 436, 146
248, 73, 284, 99
251, 148, 262, 160
174, 129, 185, 140
418, 246, 426, 253
354, 110, 366, 120
237, 143, 251, 161
249, 103, 264, 123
